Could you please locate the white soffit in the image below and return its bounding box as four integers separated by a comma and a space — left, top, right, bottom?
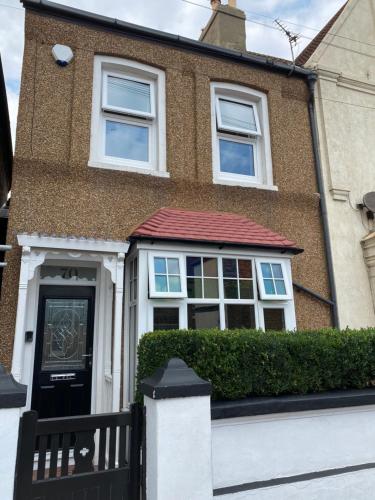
17, 233, 130, 254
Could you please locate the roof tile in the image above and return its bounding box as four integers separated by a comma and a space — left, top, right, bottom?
131, 208, 302, 253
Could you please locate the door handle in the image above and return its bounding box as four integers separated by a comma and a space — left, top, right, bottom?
81, 354, 92, 358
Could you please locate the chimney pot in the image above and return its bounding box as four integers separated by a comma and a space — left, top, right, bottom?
210, 0, 221, 10
228, 0, 237, 6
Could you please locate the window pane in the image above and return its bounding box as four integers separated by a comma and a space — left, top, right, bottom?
264, 308, 285, 331
261, 263, 272, 278
154, 308, 179, 331
204, 278, 219, 299
239, 279, 253, 299
188, 304, 220, 329
187, 277, 203, 298
219, 99, 257, 132
155, 275, 168, 293
186, 257, 202, 277
203, 257, 218, 277
105, 121, 149, 162
107, 76, 151, 114
238, 260, 252, 279
219, 140, 255, 177
264, 279, 275, 295
154, 257, 166, 274
224, 279, 238, 299
275, 280, 286, 295
272, 264, 283, 279
167, 258, 180, 275
225, 304, 256, 329
169, 276, 181, 293
223, 258, 237, 278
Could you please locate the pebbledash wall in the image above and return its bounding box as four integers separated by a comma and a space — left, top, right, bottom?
0, 6, 332, 369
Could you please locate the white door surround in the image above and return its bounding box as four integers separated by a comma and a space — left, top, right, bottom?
12, 234, 129, 414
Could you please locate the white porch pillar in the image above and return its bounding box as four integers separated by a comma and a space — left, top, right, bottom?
104, 252, 125, 412
11, 246, 46, 382
362, 233, 375, 314
141, 358, 213, 500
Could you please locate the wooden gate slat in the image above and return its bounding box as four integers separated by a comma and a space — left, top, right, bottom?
118, 425, 127, 468
61, 432, 71, 476
108, 426, 117, 469
98, 427, 107, 471
49, 434, 60, 478
37, 435, 48, 480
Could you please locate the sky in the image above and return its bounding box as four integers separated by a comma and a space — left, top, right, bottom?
1, 0, 346, 144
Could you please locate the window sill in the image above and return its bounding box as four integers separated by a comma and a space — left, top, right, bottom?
88, 159, 170, 178
213, 177, 278, 191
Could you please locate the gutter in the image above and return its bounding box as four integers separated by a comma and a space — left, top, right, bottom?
129, 236, 304, 255
21, 0, 313, 79
306, 74, 339, 328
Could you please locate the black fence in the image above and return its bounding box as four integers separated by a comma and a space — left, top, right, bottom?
14, 404, 143, 500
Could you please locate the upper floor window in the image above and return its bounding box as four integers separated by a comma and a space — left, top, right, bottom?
211, 82, 275, 190
90, 56, 167, 177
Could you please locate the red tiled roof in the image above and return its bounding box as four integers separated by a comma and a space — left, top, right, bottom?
131, 208, 302, 253
296, 2, 347, 66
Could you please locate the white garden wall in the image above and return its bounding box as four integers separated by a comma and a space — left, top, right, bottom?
212, 405, 375, 499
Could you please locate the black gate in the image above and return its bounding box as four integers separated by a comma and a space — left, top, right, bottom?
14, 404, 143, 500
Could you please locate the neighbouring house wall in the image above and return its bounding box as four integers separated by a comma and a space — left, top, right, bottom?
212, 405, 375, 499
304, 0, 375, 328
0, 9, 332, 369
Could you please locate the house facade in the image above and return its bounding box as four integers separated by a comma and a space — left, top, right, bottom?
297, 0, 375, 329
0, 0, 334, 417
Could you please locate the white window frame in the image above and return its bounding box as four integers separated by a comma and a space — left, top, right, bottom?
90, 55, 167, 177
148, 252, 187, 299
215, 96, 261, 136
102, 114, 155, 170
102, 70, 156, 119
255, 258, 292, 300
259, 303, 288, 331
211, 82, 276, 190
217, 134, 259, 185
152, 302, 185, 331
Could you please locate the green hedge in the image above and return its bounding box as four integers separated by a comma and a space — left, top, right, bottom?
137, 328, 375, 401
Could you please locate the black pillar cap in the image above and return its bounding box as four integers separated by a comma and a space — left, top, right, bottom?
0, 364, 27, 409
140, 358, 212, 400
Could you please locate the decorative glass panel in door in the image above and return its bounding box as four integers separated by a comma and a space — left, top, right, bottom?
41, 299, 89, 371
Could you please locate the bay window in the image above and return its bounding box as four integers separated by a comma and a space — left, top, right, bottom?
146, 251, 295, 332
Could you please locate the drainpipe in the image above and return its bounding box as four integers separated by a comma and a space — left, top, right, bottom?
306, 73, 339, 328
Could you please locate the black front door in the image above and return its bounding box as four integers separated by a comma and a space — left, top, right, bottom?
32, 285, 95, 419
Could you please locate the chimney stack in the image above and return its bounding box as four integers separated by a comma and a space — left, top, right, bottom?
200, 1, 246, 52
